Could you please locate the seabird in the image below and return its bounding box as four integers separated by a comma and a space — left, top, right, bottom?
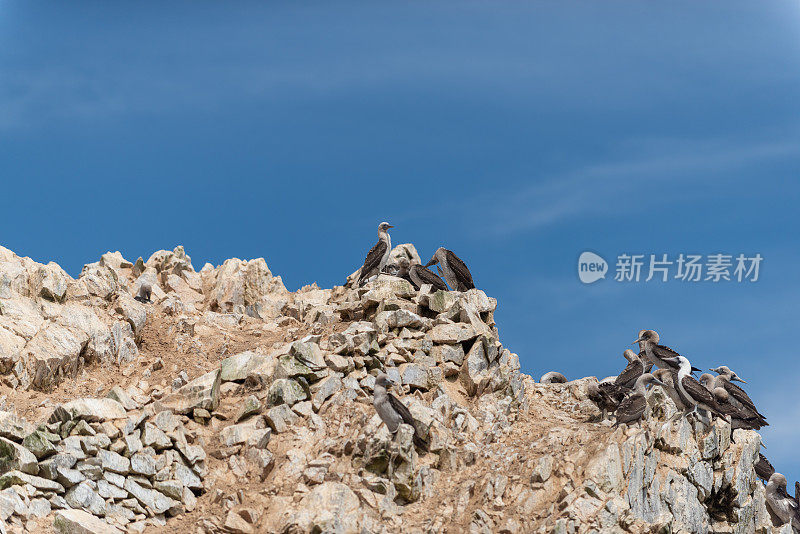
424, 247, 475, 291
134, 282, 152, 304
588, 380, 627, 420
755, 453, 775, 482
357, 222, 393, 286
540, 371, 567, 384
633, 330, 701, 373
373, 373, 428, 451
710, 366, 767, 426
663, 355, 726, 422
394, 257, 415, 284
765, 473, 800, 530
652, 368, 690, 411
700, 374, 764, 431
613, 373, 666, 427
614, 349, 645, 389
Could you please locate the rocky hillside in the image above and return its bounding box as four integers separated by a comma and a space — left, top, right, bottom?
0, 244, 792, 533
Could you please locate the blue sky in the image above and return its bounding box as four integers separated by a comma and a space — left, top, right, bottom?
2, 1, 799, 480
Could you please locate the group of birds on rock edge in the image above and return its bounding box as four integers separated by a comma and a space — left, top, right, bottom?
540, 328, 799, 530
355, 221, 474, 292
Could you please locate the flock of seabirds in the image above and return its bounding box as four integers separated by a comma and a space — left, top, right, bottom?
128, 222, 798, 528
352, 222, 799, 529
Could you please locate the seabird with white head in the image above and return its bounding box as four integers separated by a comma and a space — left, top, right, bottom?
613, 373, 665, 427
357, 222, 393, 286
424, 247, 475, 291
652, 368, 690, 411
765, 473, 800, 529
372, 373, 428, 450
662, 355, 726, 422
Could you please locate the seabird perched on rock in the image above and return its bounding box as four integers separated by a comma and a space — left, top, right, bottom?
663, 356, 726, 422
540, 371, 567, 384
710, 366, 767, 426
588, 380, 627, 421
373, 373, 428, 450
614, 349, 645, 389
396, 257, 448, 292
134, 282, 152, 303
755, 453, 776, 482
613, 373, 665, 427
652, 368, 690, 411
424, 247, 475, 291
633, 330, 701, 373
766, 473, 800, 530
700, 374, 764, 431
357, 222, 393, 286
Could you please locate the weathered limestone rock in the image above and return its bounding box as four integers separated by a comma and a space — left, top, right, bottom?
284, 482, 362, 533
56, 398, 127, 422
0, 437, 39, 475
53, 508, 123, 534
161, 369, 221, 414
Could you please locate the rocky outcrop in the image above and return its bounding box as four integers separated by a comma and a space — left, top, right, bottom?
0, 244, 793, 533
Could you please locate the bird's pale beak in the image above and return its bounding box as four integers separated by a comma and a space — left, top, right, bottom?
632, 338, 644, 345
732, 375, 747, 384
652, 379, 666, 388
709, 367, 720, 374
387, 225, 394, 229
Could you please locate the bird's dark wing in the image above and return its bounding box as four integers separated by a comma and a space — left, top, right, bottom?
682, 375, 717, 407
725, 382, 766, 419
614, 360, 644, 389
755, 453, 775, 482
445, 249, 474, 290
795, 481, 800, 502
652, 345, 682, 368
614, 393, 646, 425
387, 392, 428, 450
412, 265, 448, 291
358, 240, 388, 282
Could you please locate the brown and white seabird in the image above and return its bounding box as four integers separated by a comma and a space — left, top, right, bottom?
357, 222, 393, 286
614, 349, 645, 389
396, 257, 448, 292
613, 373, 665, 427
710, 366, 768, 426
699, 374, 764, 431
633, 330, 701, 374
373, 373, 428, 451
765, 473, 800, 530
652, 368, 691, 411
663, 355, 726, 422
424, 247, 475, 291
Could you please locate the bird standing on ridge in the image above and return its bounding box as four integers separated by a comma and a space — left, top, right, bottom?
614, 349, 645, 389
613, 373, 666, 427
425, 247, 475, 291
663, 355, 726, 423
540, 371, 567, 384
633, 330, 700, 373
372, 373, 428, 451
765, 473, 800, 530
699, 374, 764, 431
652, 368, 690, 411
396, 257, 448, 292
134, 282, 152, 303
357, 222, 393, 286
710, 366, 768, 427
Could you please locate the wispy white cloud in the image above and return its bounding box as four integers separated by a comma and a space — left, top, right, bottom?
459, 137, 800, 237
